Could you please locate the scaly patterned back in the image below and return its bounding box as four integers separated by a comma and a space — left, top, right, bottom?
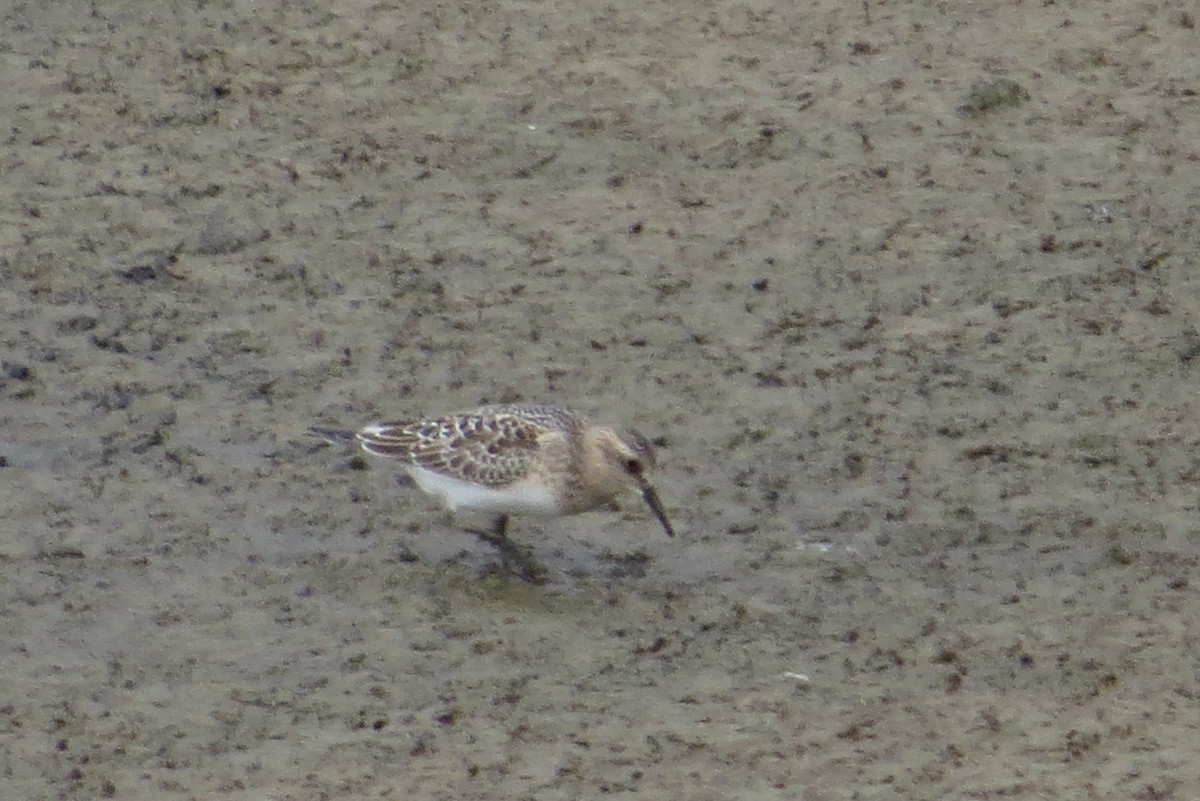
356, 405, 579, 488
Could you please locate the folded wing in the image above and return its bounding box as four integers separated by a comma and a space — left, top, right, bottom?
357, 412, 551, 488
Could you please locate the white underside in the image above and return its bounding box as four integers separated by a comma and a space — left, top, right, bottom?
404, 466, 560, 516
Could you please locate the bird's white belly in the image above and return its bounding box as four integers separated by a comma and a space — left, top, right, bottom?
404, 467, 560, 516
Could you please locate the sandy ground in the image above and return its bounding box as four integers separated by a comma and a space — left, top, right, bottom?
3, 1, 1200, 798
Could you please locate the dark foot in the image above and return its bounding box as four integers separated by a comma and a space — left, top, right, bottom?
468, 514, 547, 583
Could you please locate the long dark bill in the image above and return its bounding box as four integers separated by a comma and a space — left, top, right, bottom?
637, 478, 676, 538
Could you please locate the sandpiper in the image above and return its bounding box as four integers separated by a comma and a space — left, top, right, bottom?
310, 403, 675, 575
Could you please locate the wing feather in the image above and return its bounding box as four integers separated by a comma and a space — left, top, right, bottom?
356, 411, 554, 488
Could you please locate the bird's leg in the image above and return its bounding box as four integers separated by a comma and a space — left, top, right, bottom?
468, 514, 546, 583
469, 513, 508, 546
493, 513, 510, 543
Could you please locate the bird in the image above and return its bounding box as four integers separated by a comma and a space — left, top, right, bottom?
309, 403, 675, 577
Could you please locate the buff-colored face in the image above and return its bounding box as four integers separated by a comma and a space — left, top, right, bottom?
601, 431, 674, 538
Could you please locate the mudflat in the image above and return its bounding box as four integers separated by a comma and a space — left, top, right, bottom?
3, 2, 1199, 798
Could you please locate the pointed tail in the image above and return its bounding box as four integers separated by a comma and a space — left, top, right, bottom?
308, 426, 357, 445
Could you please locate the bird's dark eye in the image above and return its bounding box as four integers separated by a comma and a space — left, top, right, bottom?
624, 458, 643, 474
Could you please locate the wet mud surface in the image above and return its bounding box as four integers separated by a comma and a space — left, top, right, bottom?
3, 2, 1200, 798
